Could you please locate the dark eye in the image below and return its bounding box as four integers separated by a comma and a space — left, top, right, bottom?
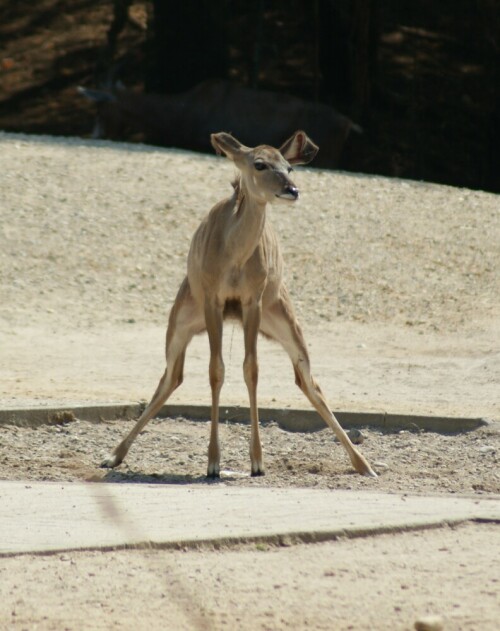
287, 166, 293, 173
254, 162, 267, 171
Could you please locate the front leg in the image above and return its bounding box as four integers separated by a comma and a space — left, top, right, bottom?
242, 299, 264, 476
101, 277, 202, 469
205, 298, 225, 478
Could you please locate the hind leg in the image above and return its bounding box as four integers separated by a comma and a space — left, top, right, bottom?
260, 287, 376, 478
101, 278, 204, 468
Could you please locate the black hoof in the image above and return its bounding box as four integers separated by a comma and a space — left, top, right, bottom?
251, 469, 265, 477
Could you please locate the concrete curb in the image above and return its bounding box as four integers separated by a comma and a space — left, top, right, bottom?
0, 403, 490, 433
0, 519, 484, 559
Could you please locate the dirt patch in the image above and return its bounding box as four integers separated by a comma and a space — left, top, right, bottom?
0, 523, 497, 631
1, 416, 498, 495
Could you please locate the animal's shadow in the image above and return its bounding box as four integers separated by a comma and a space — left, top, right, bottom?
99, 468, 246, 485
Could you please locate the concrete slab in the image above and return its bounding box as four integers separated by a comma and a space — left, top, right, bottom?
1, 480, 498, 556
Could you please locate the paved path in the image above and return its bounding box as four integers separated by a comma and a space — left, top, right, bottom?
1, 480, 498, 556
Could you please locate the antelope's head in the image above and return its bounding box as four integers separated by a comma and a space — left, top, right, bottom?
211, 130, 318, 204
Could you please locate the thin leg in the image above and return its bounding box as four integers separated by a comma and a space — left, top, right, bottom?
260, 287, 377, 478
101, 278, 204, 468
205, 298, 224, 478
242, 300, 264, 476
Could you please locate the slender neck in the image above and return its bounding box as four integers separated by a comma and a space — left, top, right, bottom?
224, 182, 267, 265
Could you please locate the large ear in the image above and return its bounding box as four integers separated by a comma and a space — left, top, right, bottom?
210, 132, 248, 161
279, 130, 319, 165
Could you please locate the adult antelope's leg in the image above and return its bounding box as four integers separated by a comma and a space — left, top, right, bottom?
205, 299, 225, 478
101, 278, 204, 468
242, 300, 264, 476
261, 289, 377, 478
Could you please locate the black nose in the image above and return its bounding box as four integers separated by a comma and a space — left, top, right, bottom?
285, 185, 299, 200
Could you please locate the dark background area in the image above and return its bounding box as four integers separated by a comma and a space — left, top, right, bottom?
0, 0, 498, 192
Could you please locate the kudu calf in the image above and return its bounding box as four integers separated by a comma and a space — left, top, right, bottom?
79, 79, 360, 168
101, 130, 376, 479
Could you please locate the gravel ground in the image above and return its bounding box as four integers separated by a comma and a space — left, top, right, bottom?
0, 130, 498, 491
1, 416, 498, 495
1, 132, 498, 332
0, 130, 499, 491
1, 131, 499, 417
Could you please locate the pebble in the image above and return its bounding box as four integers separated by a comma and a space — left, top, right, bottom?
373, 461, 389, 471
414, 614, 444, 631
479, 445, 495, 454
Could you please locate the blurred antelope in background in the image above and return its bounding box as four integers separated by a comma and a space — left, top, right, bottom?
79, 79, 361, 168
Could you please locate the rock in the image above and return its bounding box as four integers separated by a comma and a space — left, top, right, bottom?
414, 614, 444, 631
407, 422, 423, 433
347, 429, 365, 445
373, 461, 389, 471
